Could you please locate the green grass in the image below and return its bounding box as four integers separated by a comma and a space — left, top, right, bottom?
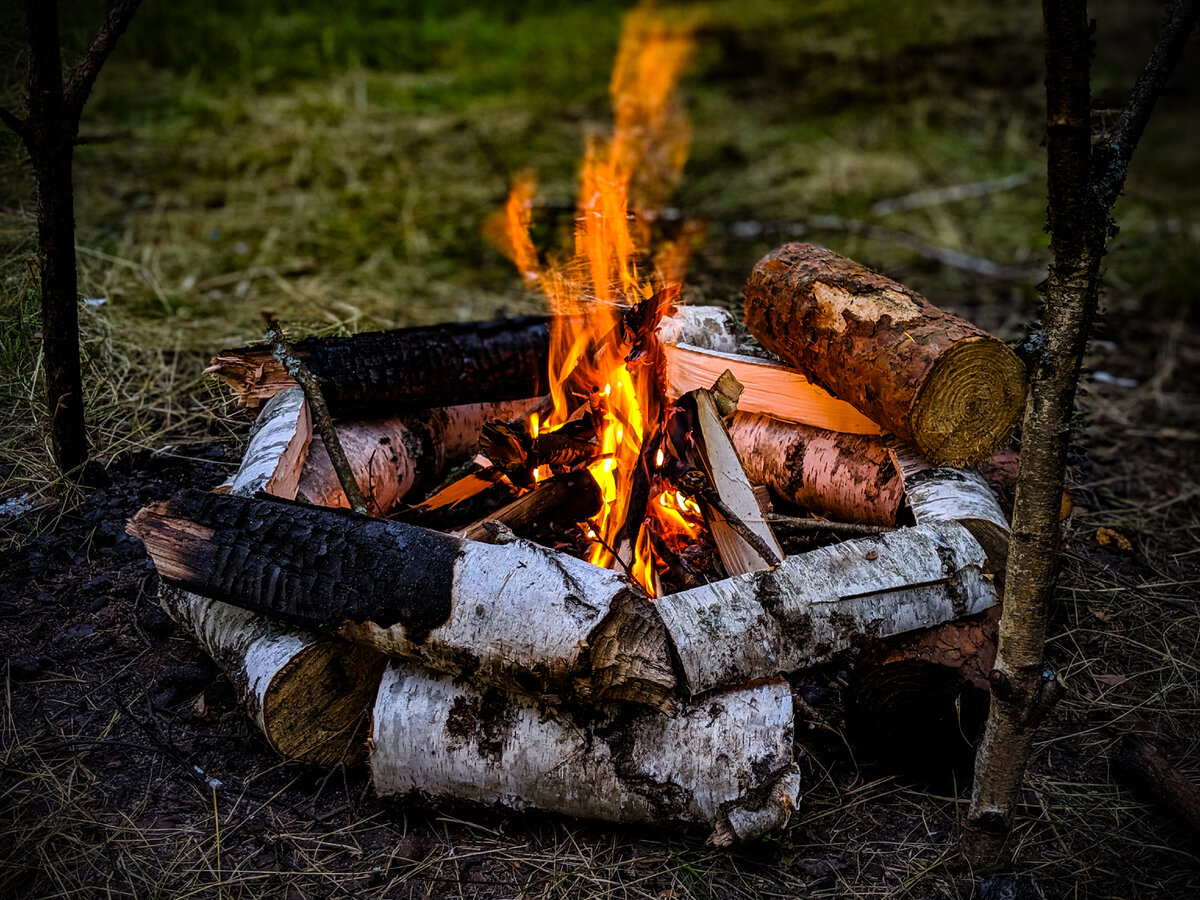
1, 0, 1197, 481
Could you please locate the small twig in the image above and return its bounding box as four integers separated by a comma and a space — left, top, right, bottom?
262, 313, 368, 515
699, 486, 782, 567
766, 514, 895, 537
1092, 0, 1200, 213
63, 0, 144, 119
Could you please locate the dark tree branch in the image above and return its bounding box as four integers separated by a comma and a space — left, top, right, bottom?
0, 106, 27, 141
64, 0, 143, 120
1093, 0, 1200, 212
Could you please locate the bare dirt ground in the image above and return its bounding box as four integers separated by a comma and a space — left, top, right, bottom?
1, 301, 1197, 899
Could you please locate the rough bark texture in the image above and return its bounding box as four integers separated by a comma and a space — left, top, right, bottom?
208, 316, 552, 415
965, 0, 1198, 862
131, 489, 676, 710
371, 664, 800, 843
7, 0, 143, 476
656, 521, 998, 696
729, 413, 903, 525
743, 242, 1027, 466
890, 441, 1011, 570
296, 399, 536, 514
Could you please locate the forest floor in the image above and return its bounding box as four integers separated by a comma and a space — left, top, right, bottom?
2, 1, 1198, 897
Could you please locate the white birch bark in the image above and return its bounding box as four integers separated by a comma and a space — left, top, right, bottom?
890, 442, 1011, 569
371, 663, 800, 843
296, 399, 537, 513
656, 521, 998, 696
162, 390, 384, 765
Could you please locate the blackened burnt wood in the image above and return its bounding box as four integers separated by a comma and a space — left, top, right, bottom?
744, 243, 1027, 467
208, 316, 551, 415
130, 489, 677, 710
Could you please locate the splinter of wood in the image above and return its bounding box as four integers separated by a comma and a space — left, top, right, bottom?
263, 313, 369, 515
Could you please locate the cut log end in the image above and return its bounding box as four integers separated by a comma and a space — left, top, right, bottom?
911, 335, 1027, 467
264, 642, 388, 766
586, 591, 678, 713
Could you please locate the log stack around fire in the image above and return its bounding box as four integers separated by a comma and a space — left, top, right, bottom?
130, 244, 1022, 844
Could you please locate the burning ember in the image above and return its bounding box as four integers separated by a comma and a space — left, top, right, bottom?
485, 6, 701, 594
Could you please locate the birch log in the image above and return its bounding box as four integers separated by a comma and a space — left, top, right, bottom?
371, 663, 800, 844
744, 243, 1027, 466
154, 391, 388, 765
656, 521, 998, 696
728, 413, 903, 525
160, 585, 385, 766
890, 442, 1011, 569
297, 399, 538, 513
130, 489, 677, 711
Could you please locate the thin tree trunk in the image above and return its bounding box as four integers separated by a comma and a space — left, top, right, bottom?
2, 0, 143, 477
25, 1, 87, 476
964, 0, 1198, 863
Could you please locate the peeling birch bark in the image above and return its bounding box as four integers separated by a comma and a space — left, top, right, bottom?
215, 387, 311, 496
131, 490, 677, 711
728, 413, 903, 525
656, 521, 998, 696
371, 663, 800, 843
654, 304, 741, 352
297, 399, 538, 513
890, 442, 1011, 570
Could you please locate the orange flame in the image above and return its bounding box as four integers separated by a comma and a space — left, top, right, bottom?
493, 6, 696, 595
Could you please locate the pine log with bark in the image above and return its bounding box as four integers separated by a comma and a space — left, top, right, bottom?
743, 242, 1027, 466
129, 489, 677, 711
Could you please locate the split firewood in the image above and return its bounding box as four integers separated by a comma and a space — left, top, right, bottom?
845, 609, 998, 784
665, 383, 784, 575
371, 663, 800, 844
130, 489, 677, 711
656, 520, 998, 696
207, 315, 552, 414
215, 386, 311, 497
263, 313, 368, 514
459, 469, 603, 542
890, 441, 1011, 569
744, 243, 1027, 466
728, 413, 903, 526
296, 399, 537, 514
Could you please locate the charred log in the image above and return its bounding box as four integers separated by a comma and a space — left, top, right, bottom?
130, 489, 676, 710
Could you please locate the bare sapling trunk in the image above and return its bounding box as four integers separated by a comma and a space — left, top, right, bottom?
964, 0, 1199, 863
0, 0, 143, 477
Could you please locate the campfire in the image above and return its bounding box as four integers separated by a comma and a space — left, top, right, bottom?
130, 6, 1026, 845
